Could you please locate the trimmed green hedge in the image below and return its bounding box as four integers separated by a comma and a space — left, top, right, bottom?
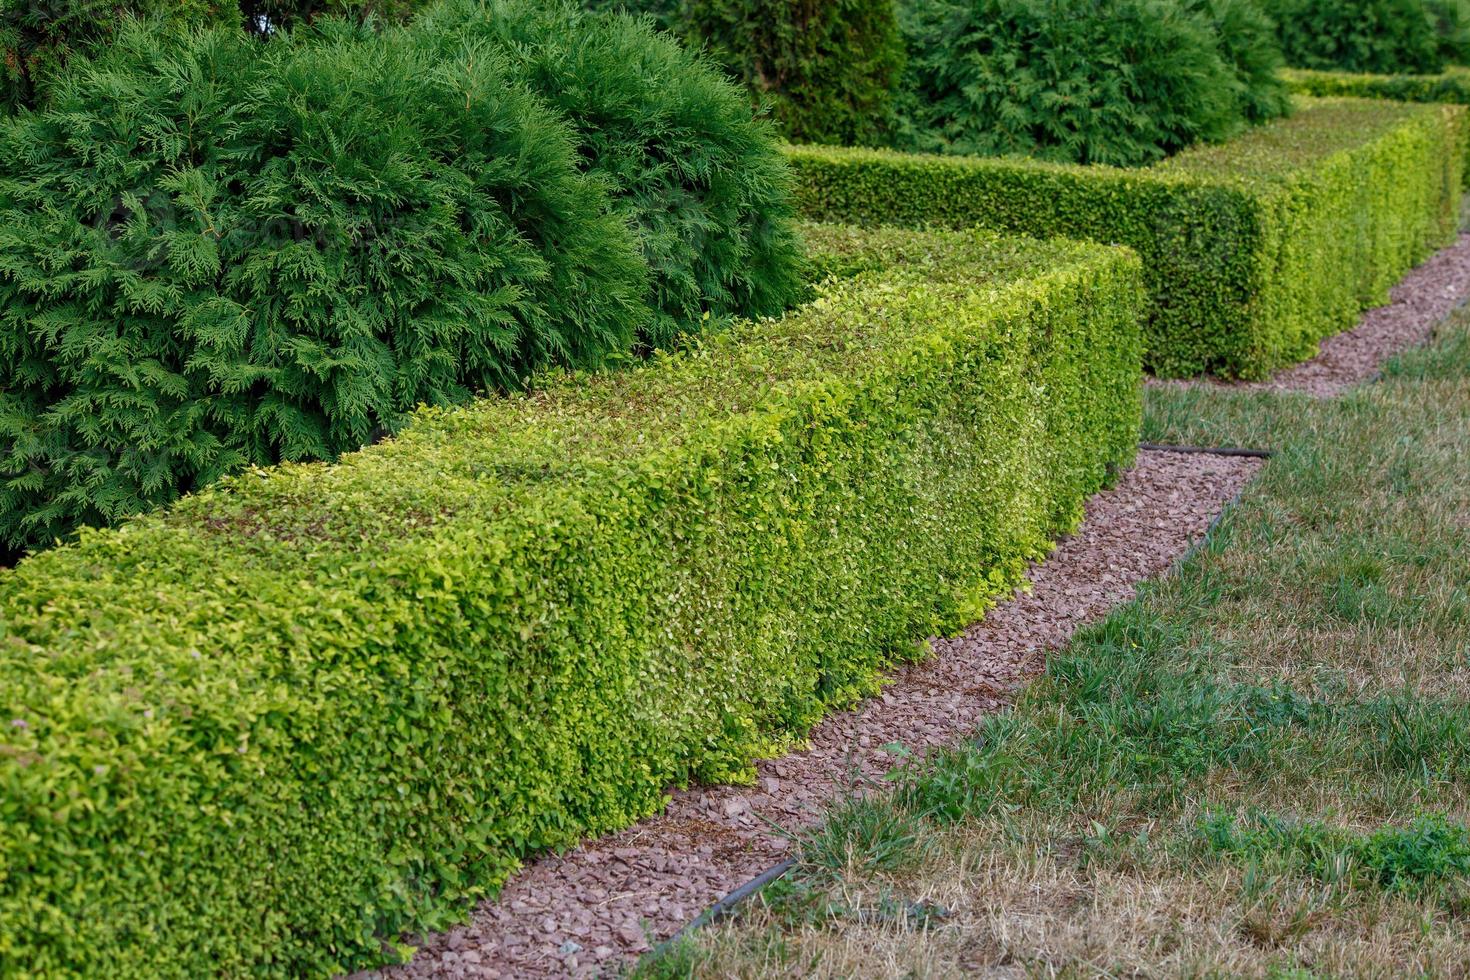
0, 226, 1143, 976
1283, 65, 1470, 105
789, 97, 1465, 378
1282, 67, 1470, 178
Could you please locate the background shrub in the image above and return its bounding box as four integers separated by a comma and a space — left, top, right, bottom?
894, 0, 1287, 167
789, 99, 1466, 376
1188, 0, 1291, 123
591, 0, 906, 147
415, 0, 806, 349
1261, 0, 1470, 74
683, 0, 905, 146
0, 0, 433, 110
240, 0, 431, 32
0, 20, 650, 552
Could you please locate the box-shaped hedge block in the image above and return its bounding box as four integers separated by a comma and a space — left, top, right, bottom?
0, 226, 1143, 976
788, 98, 1465, 379
1283, 66, 1470, 107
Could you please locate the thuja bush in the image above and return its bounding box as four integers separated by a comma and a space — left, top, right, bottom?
415, 0, 806, 348
0, 0, 432, 110
895, 0, 1289, 167
0, 20, 651, 552
683, 0, 905, 146
1261, 0, 1470, 74
1187, 0, 1291, 123
591, 0, 906, 147
0, 0, 236, 109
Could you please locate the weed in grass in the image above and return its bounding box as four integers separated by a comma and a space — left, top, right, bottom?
1202, 809, 1470, 899
891, 717, 1023, 822
1362, 692, 1470, 782
625, 935, 702, 980
796, 794, 933, 877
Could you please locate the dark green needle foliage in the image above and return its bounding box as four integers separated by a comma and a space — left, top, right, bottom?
895, 0, 1286, 167
589, 0, 906, 148
0, 19, 649, 551
240, 0, 432, 32
1186, 0, 1291, 123
1262, 0, 1470, 74
0, 0, 237, 110
415, 0, 806, 349
680, 0, 906, 147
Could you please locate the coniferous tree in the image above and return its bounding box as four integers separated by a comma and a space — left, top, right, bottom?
0, 19, 650, 550
417, 0, 806, 349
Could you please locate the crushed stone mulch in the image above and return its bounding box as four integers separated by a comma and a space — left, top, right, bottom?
360, 449, 1262, 980
1154, 232, 1470, 397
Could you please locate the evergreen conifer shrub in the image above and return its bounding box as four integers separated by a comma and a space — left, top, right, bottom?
0, 0, 237, 109
0, 20, 650, 552
0, 0, 433, 110
685, 0, 906, 146
895, 0, 1289, 167
1187, 0, 1291, 123
241, 0, 431, 31
1261, 0, 1470, 75
589, 0, 906, 147
416, 0, 806, 348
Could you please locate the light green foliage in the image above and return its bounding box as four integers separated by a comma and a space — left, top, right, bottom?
788, 98, 1465, 378
0, 226, 1143, 975
1283, 64, 1470, 105
413, 0, 806, 350
894, 0, 1270, 167
0, 20, 650, 553
1283, 67, 1470, 177
635, 287, 1470, 980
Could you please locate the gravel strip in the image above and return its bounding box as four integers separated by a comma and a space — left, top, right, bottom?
1153, 232, 1470, 397
362, 449, 1261, 980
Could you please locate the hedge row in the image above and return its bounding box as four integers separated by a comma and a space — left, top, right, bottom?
1283, 65, 1470, 109
1282, 67, 1470, 176
0, 225, 1143, 976
788, 97, 1465, 378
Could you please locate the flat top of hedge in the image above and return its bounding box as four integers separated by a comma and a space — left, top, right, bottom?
1157, 96, 1454, 177
1282, 65, 1470, 84
0, 225, 1130, 652
789, 97, 1453, 186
